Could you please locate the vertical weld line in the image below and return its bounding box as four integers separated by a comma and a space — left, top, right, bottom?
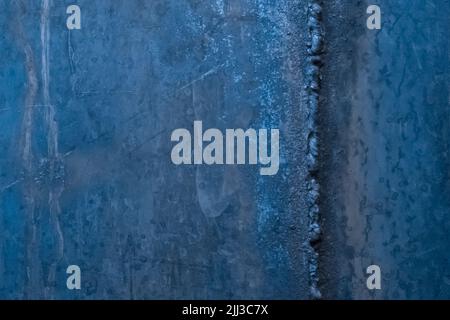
306, 0, 323, 300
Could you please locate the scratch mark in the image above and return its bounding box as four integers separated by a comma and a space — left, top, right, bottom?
0, 179, 23, 193
177, 64, 224, 93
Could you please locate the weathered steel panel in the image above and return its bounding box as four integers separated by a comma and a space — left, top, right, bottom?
0, 0, 313, 299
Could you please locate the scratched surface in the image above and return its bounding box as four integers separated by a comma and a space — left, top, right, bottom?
0, 0, 313, 299
1, 0, 450, 300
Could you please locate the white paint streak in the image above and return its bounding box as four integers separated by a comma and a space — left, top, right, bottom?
40, 0, 65, 297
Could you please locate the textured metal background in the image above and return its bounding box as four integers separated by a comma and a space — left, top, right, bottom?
319, 0, 450, 299
0, 0, 449, 300
0, 0, 313, 299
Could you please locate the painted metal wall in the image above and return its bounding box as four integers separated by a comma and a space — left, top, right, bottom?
0, 0, 313, 299
0, 0, 449, 300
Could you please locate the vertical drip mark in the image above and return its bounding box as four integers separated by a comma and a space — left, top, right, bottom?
305, 1, 324, 299
21, 43, 38, 172
41, 0, 51, 113
40, 0, 65, 297
22, 45, 40, 300
13, 0, 41, 298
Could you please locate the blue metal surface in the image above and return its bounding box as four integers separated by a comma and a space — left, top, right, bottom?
0, 0, 449, 300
